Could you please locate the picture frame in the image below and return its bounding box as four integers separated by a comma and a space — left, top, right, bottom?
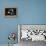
5, 8, 17, 17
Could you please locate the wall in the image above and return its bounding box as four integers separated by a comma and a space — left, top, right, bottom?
0, 0, 46, 44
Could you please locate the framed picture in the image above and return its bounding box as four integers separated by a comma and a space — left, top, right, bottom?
5, 8, 17, 17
